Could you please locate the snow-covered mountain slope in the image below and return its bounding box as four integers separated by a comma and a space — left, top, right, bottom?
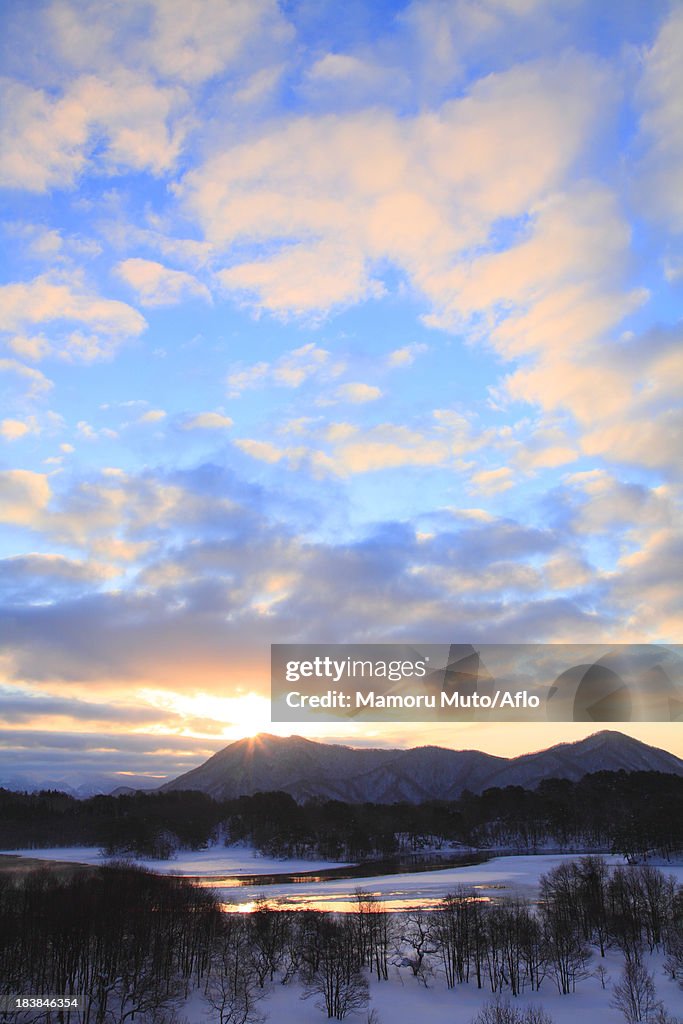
160, 730, 683, 803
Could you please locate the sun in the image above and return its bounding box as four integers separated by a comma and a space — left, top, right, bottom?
138, 688, 278, 739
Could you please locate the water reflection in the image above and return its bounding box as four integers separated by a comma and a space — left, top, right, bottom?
221, 891, 493, 914
187, 851, 490, 891
205, 851, 498, 914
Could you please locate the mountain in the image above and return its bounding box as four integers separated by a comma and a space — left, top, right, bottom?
160, 730, 683, 803
0, 773, 164, 798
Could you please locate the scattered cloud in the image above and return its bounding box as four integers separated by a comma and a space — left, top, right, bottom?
0, 71, 189, 191
5, 334, 51, 361
636, 7, 683, 231
227, 344, 343, 395
0, 1, 681, 772
183, 412, 234, 430
218, 240, 384, 317
0, 470, 51, 527
0, 359, 53, 399
185, 54, 611, 322
0, 273, 146, 362
334, 382, 382, 403
116, 258, 211, 307
470, 466, 515, 495
0, 417, 39, 442
387, 343, 428, 368
226, 362, 270, 395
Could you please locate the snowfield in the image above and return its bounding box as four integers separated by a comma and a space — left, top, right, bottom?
245, 953, 683, 1024
0, 844, 349, 876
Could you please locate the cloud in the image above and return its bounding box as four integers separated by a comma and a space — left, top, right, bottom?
335, 435, 448, 473
306, 52, 387, 87
636, 7, 683, 231
226, 362, 270, 394
183, 53, 609, 316
426, 186, 631, 342
0, 553, 116, 597
334, 382, 382, 403
0, 78, 89, 191
3, 454, 679, 744
611, 526, 683, 640
565, 471, 674, 537
27, 228, 63, 257
0, 418, 37, 442
581, 411, 683, 475
218, 241, 383, 316
0, 470, 51, 527
5, 334, 51, 361
332, 422, 460, 474
235, 410, 486, 477
0, 686, 163, 728
0, 467, 232, 560
116, 258, 211, 307
183, 412, 234, 430
138, 0, 293, 85
325, 422, 357, 443
302, 52, 406, 108
0, 70, 189, 191
543, 553, 594, 592
387, 343, 428, 367
273, 344, 332, 386
0, 0, 680, 771
510, 421, 579, 473
0, 465, 613, 698
0, 273, 146, 361
77, 421, 97, 439
0, 0, 292, 193
0, 359, 53, 398
47, 0, 288, 90
234, 439, 290, 465
227, 344, 342, 395
470, 466, 515, 495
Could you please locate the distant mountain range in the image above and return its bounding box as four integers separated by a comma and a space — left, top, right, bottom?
0, 774, 162, 799
160, 730, 683, 803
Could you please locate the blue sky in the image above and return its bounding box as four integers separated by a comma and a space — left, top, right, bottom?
1, 0, 682, 787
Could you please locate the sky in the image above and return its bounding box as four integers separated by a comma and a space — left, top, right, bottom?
0, 0, 682, 789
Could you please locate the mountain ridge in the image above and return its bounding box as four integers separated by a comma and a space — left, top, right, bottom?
160, 730, 683, 803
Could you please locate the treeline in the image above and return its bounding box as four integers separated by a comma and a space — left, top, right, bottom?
1, 857, 682, 1023
224, 772, 683, 861
394, 856, 683, 998
0, 789, 223, 856
0, 864, 220, 1024
1, 770, 683, 861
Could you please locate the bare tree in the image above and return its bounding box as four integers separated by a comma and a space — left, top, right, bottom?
395, 911, 438, 986
471, 1000, 553, 1024
301, 916, 369, 1020
205, 918, 265, 1024
610, 958, 660, 1024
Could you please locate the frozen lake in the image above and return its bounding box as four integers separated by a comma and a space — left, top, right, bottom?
5, 845, 680, 913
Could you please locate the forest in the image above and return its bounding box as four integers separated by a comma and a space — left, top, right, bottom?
1, 856, 683, 1023
1, 770, 682, 862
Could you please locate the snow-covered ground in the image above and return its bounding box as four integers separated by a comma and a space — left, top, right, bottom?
179, 947, 683, 1024
0, 845, 349, 876
259, 970, 678, 1024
